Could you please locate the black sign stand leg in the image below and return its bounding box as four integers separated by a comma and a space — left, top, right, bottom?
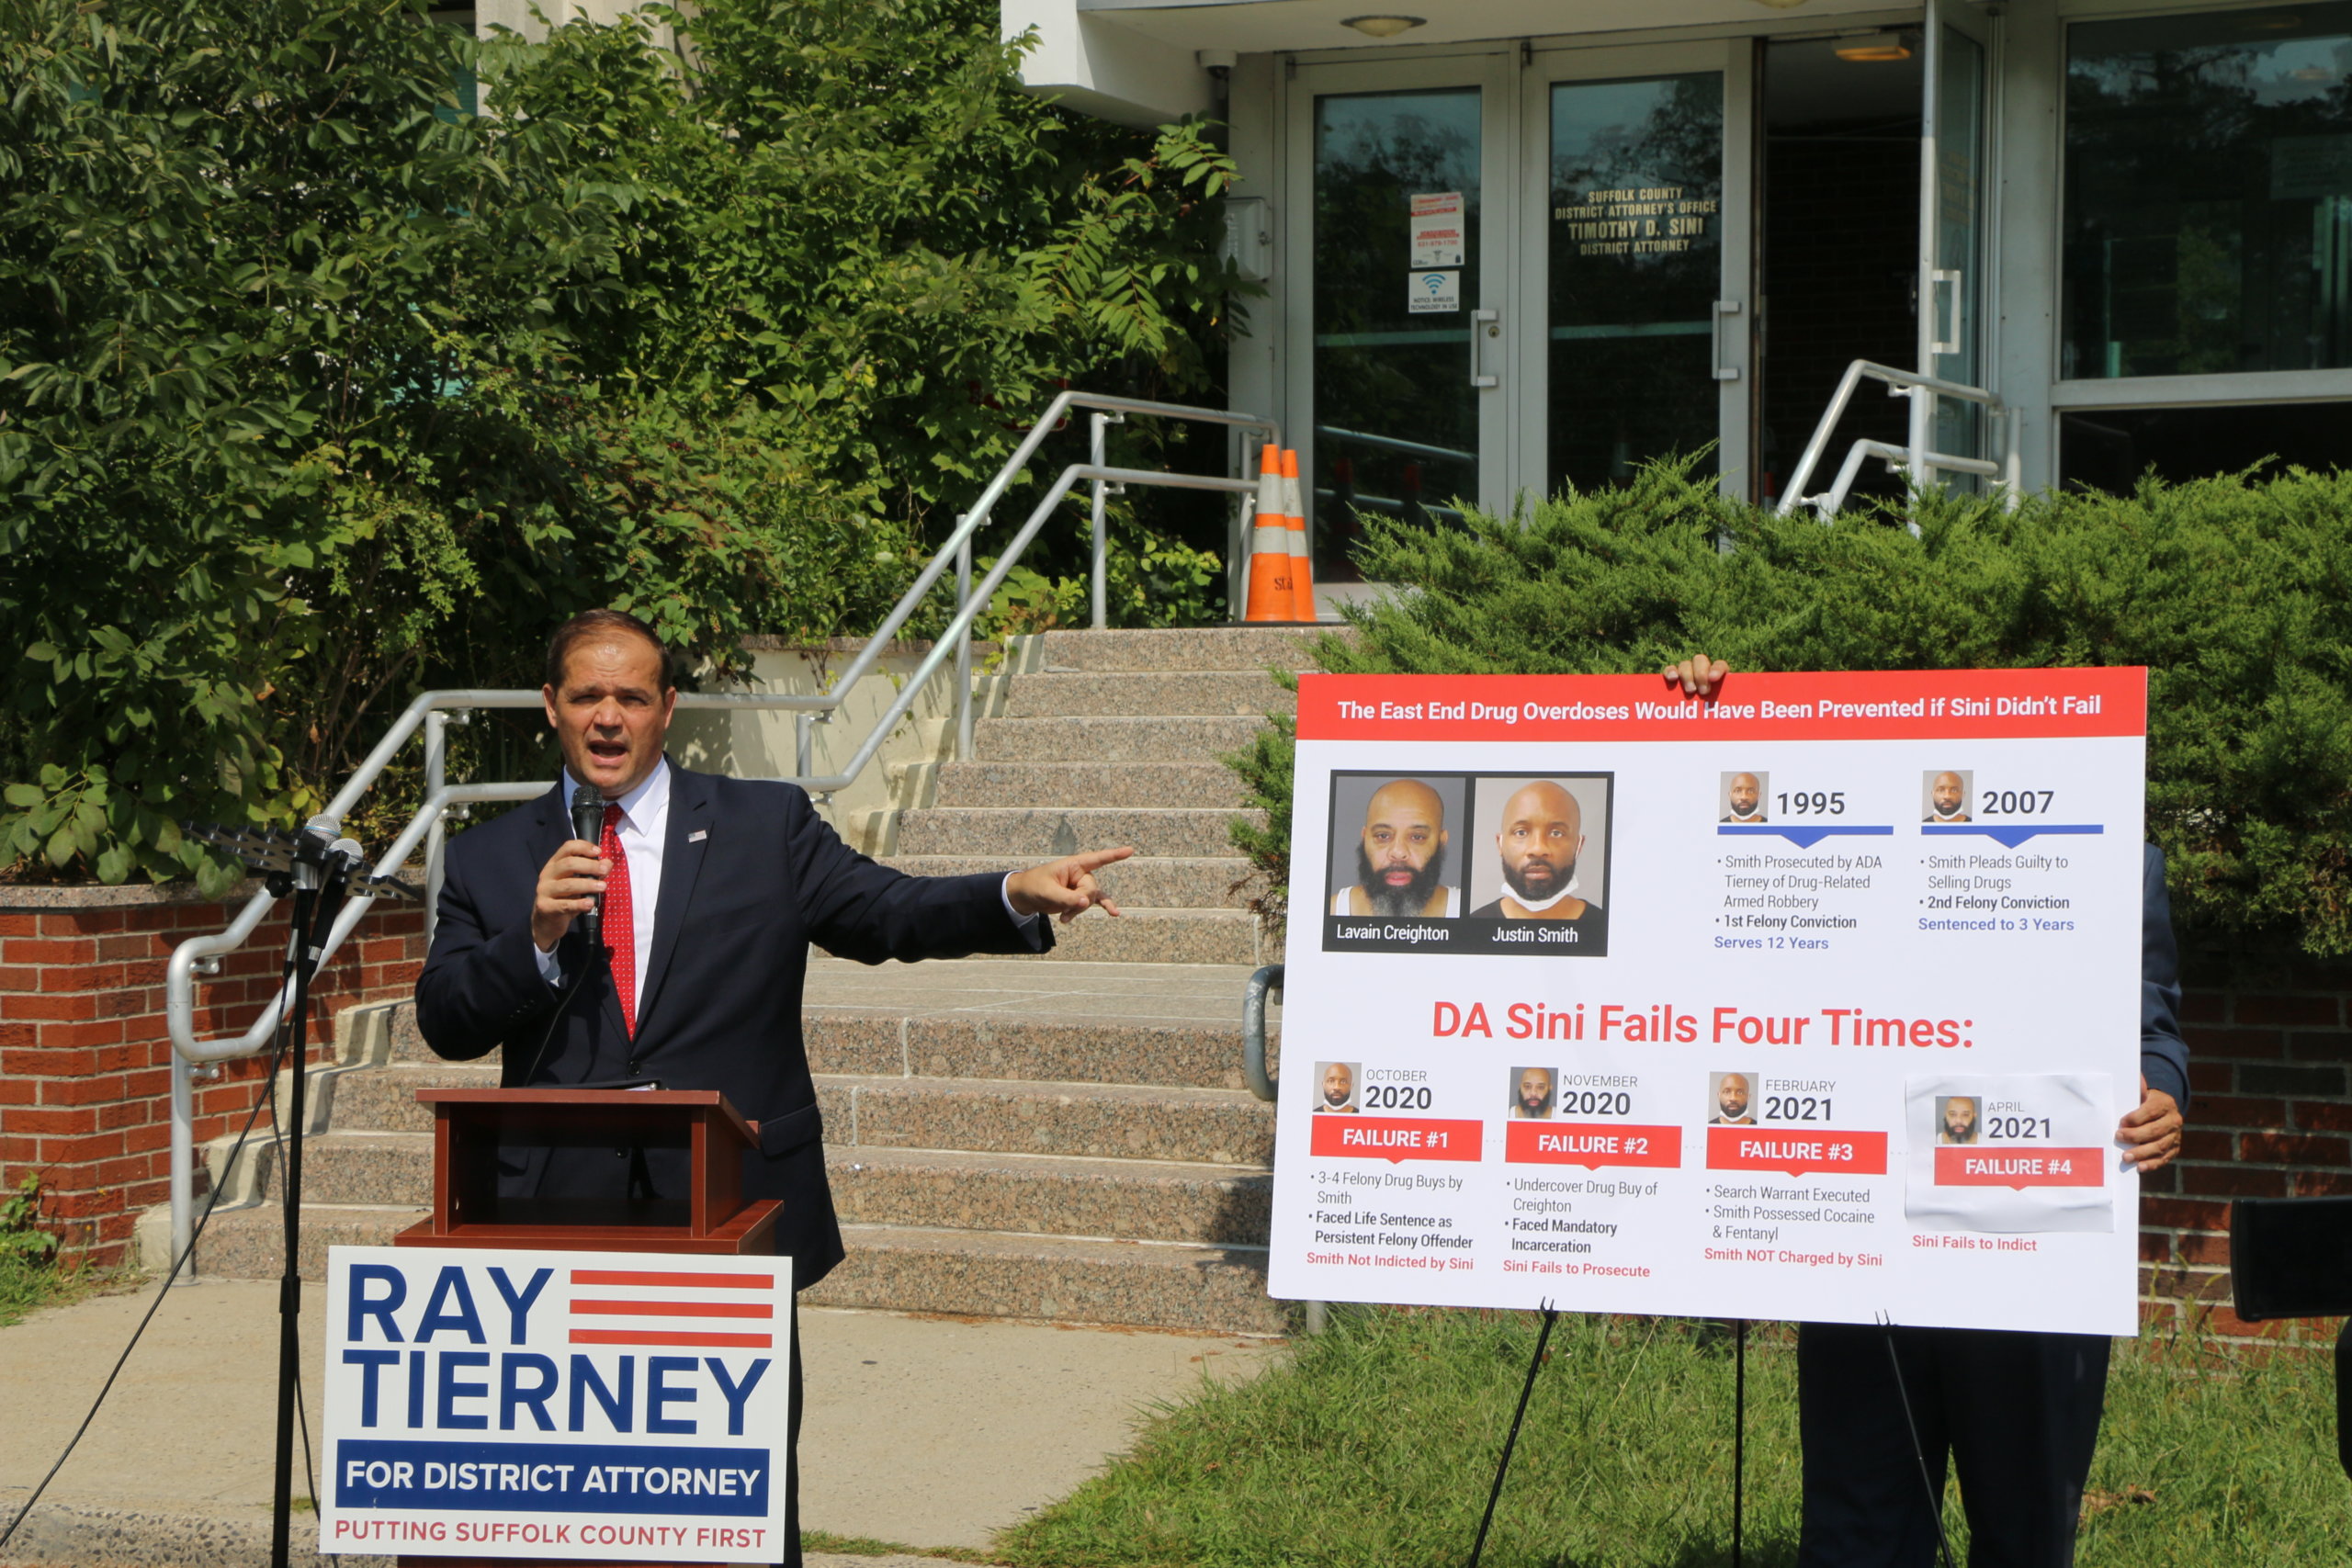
1878, 1314, 1958, 1568
1466, 1302, 1558, 1568
1732, 1319, 1747, 1568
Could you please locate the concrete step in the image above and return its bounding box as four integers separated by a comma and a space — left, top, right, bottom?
1031, 626, 1318, 673
974, 715, 1266, 765
151, 1200, 424, 1281
884, 853, 1255, 909
819, 1011, 1288, 1090
892, 806, 1256, 860
329, 1060, 501, 1132
1041, 907, 1267, 965
820, 1075, 1272, 1167
930, 760, 1250, 809
1003, 670, 1292, 720
828, 1147, 1268, 1246
804, 1224, 1283, 1335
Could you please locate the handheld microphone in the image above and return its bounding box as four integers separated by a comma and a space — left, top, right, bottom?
291, 813, 341, 892
570, 784, 605, 952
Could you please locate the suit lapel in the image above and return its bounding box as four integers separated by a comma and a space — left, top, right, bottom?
633, 761, 710, 1037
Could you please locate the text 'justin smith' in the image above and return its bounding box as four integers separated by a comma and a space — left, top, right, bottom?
1431, 1000, 1976, 1048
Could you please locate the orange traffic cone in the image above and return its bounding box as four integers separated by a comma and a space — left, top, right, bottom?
1241, 444, 1295, 623
1280, 448, 1317, 623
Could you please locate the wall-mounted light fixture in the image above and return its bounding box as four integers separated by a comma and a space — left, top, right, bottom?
1834, 30, 1917, 61
1749, 0, 1812, 8
1342, 16, 1426, 39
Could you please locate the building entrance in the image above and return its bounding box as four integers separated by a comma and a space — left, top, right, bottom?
1287, 12, 1996, 575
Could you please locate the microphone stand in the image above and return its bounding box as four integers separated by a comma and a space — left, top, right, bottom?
267, 835, 364, 1568
180, 822, 413, 1568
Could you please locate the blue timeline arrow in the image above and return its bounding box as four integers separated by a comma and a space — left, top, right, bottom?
1717, 824, 1895, 850
1921, 823, 2105, 850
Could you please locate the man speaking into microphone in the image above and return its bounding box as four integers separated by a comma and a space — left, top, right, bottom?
414, 608, 1127, 1565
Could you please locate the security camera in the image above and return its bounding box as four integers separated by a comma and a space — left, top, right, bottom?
1197, 47, 1238, 84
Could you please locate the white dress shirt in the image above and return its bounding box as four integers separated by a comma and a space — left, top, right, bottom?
536, 761, 1035, 988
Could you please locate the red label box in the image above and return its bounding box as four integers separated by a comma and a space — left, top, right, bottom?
1505, 1122, 1682, 1170
1706, 1126, 1889, 1178
1310, 1115, 1483, 1164
1934, 1146, 2104, 1189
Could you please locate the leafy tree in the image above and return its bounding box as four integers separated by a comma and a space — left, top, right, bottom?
0, 0, 1247, 885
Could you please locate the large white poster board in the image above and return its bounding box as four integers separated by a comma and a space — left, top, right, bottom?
321, 1247, 791, 1562
1269, 670, 2148, 1335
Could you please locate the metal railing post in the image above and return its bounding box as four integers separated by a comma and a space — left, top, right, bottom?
1089, 413, 1115, 631
169, 1054, 192, 1282
422, 710, 448, 949
1243, 963, 1283, 1102
956, 516, 975, 761
795, 713, 814, 781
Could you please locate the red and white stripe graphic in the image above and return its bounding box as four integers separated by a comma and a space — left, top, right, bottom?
566, 1269, 777, 1348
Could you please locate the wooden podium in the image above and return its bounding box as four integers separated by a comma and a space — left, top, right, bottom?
393, 1088, 781, 1255
386, 1089, 784, 1568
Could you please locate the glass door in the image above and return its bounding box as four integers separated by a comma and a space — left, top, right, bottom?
1289, 55, 1512, 580
1520, 41, 1756, 499
1921, 0, 1995, 464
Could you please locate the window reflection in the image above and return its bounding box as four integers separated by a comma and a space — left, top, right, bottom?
1548, 75, 1724, 493
1312, 91, 1481, 578
2065, 5, 2352, 378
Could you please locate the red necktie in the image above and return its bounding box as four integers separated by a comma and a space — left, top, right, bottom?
599, 803, 637, 1036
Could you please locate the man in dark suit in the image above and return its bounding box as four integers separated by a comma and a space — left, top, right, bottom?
1661, 653, 2188, 1568
417, 609, 1128, 1567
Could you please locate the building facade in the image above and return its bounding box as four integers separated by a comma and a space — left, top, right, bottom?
1009, 0, 2352, 585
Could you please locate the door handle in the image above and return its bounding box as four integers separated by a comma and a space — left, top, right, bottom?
1712, 299, 1743, 382
1929, 269, 1962, 356
1471, 308, 1499, 389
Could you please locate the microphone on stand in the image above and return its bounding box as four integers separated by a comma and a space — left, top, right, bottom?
570, 784, 605, 952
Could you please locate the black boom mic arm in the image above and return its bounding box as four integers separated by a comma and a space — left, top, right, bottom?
570, 784, 605, 952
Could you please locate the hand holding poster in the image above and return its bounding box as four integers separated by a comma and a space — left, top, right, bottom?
1269, 669, 2148, 1335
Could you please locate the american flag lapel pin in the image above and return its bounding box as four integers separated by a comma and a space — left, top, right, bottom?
688, 829, 708, 843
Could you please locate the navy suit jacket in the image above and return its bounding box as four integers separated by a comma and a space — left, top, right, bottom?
2141, 843, 2188, 1108
414, 761, 1049, 1288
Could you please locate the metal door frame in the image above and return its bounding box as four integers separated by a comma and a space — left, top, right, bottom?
1516, 38, 1758, 504
1283, 50, 1520, 533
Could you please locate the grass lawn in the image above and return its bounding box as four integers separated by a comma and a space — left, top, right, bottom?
0, 1250, 135, 1329
995, 1308, 2352, 1568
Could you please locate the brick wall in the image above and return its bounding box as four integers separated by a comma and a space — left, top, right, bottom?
2141, 955, 2352, 1343
0, 883, 424, 1265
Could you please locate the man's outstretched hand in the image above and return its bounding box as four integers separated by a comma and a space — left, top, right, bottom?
1663, 652, 1730, 699
1008, 845, 1134, 924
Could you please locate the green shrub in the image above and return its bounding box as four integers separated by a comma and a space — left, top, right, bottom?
1230, 462, 2352, 957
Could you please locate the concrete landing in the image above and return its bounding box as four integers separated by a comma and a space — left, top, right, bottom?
0, 1277, 1281, 1566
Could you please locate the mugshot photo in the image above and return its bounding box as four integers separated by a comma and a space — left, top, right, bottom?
1720, 770, 1769, 823
1923, 768, 1973, 823
1326, 774, 1469, 919
1464, 774, 1612, 927
1314, 1061, 1363, 1114
1936, 1095, 1981, 1145
1709, 1070, 1758, 1125
1508, 1065, 1557, 1120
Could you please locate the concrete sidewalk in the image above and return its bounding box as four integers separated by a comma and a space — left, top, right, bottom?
0, 1278, 1281, 1567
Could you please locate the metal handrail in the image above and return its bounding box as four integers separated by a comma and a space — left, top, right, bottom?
1243, 963, 1283, 1102
159, 389, 1273, 1270
1776, 358, 2021, 523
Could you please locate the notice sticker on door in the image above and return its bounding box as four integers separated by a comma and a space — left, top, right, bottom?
1409, 191, 1464, 267
1409, 269, 1461, 314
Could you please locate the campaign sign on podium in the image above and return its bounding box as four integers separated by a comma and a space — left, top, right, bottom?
1269, 669, 2148, 1336
320, 1247, 791, 1562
